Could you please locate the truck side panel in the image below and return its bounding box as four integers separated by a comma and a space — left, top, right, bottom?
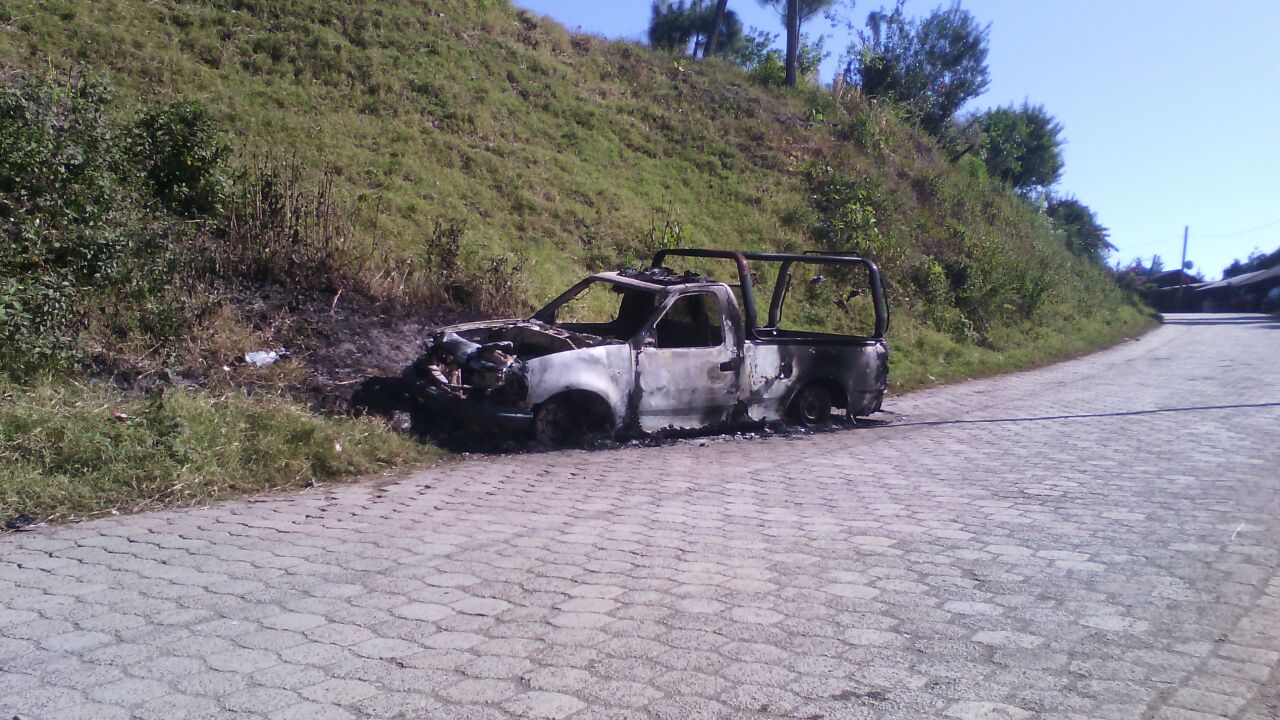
743, 341, 887, 421
524, 344, 636, 428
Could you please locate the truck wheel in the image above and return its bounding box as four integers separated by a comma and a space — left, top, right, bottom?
534, 395, 611, 447
789, 384, 833, 427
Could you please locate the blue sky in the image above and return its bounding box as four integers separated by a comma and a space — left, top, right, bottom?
514, 0, 1280, 280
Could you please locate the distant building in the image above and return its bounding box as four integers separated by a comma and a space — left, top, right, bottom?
1139, 269, 1204, 312
1197, 265, 1280, 312
1146, 269, 1201, 289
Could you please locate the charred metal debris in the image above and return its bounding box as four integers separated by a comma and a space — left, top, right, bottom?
358, 249, 891, 446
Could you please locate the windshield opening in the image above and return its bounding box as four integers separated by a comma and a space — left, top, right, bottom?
538, 279, 659, 341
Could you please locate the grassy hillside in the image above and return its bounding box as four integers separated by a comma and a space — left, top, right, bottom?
0, 0, 1153, 520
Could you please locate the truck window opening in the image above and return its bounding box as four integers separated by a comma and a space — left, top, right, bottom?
654, 293, 724, 348
551, 280, 657, 340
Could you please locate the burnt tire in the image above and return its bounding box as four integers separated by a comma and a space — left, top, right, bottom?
789, 383, 833, 427
533, 395, 611, 447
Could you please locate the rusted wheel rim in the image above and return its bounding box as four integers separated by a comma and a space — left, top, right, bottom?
792, 385, 832, 426
534, 399, 576, 445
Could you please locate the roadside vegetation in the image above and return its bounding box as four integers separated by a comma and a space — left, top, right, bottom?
0, 0, 1152, 523
0, 382, 435, 523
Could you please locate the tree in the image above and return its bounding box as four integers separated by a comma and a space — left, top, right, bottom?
972, 102, 1064, 195
1224, 246, 1280, 278
649, 2, 698, 53
785, 0, 800, 85
649, 1, 744, 58
848, 1, 990, 136
704, 0, 731, 57
730, 28, 827, 86
1046, 196, 1113, 262
759, 0, 836, 86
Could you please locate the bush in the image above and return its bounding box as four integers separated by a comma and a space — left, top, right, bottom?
0, 74, 440, 380
0, 75, 164, 376
132, 99, 230, 216
748, 51, 787, 86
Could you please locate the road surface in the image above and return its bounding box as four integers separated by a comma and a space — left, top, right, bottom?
2, 313, 1278, 719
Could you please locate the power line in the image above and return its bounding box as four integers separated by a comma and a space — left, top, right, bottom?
1196, 217, 1280, 239
1114, 216, 1280, 252
1114, 238, 1175, 251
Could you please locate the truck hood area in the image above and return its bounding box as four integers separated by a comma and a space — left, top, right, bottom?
407, 320, 620, 403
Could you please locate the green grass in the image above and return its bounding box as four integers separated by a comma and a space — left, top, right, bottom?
0, 382, 439, 523
888, 302, 1153, 392
0, 0, 1138, 312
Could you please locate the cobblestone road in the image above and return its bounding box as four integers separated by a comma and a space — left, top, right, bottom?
3, 313, 1279, 720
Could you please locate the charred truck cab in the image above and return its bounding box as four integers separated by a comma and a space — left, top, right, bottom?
405, 249, 889, 444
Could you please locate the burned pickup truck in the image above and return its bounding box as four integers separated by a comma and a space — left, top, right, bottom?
402, 249, 889, 444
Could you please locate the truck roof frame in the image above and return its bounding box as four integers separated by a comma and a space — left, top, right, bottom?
651, 248, 889, 339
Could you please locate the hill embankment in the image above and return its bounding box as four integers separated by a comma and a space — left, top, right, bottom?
0, 0, 1153, 521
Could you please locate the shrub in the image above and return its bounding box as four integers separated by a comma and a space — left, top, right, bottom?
0, 73, 453, 380
748, 51, 787, 86
0, 75, 167, 376
132, 99, 230, 216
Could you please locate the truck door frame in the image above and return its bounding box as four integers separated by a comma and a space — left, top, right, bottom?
630, 288, 743, 432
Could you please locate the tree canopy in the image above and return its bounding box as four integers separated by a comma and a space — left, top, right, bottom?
849, 1, 990, 136
973, 102, 1064, 195
758, 0, 836, 86
730, 28, 826, 85
1223, 246, 1280, 278
1046, 196, 1113, 262
648, 1, 745, 58
758, 0, 836, 24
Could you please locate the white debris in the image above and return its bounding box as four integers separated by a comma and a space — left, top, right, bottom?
243, 350, 282, 368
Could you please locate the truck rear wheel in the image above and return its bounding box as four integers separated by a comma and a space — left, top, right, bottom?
789, 384, 833, 427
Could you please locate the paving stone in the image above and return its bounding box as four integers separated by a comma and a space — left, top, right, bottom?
525, 666, 594, 692
206, 647, 280, 672
354, 691, 442, 718
41, 630, 114, 653
298, 677, 382, 704
392, 602, 454, 621
86, 677, 171, 706
253, 662, 330, 690
267, 702, 356, 720
437, 678, 522, 703
133, 694, 226, 720
221, 686, 301, 713
49, 703, 132, 720
454, 597, 513, 616
350, 637, 420, 659
0, 314, 1277, 720
262, 612, 328, 631
581, 679, 663, 707
1168, 687, 1248, 716
169, 670, 250, 698
945, 700, 1035, 719
648, 696, 730, 720
502, 690, 587, 719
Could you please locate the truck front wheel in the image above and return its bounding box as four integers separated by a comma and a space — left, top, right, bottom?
789, 384, 833, 427
533, 393, 613, 447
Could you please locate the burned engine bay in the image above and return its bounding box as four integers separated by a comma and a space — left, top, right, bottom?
406, 321, 616, 404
